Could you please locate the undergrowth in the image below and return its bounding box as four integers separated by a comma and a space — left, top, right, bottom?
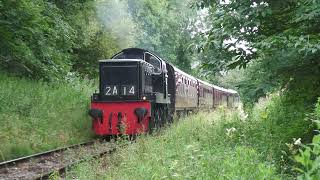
0, 73, 95, 160
232, 93, 314, 174
102, 110, 281, 179
66, 110, 281, 179
66, 93, 314, 179
294, 98, 320, 179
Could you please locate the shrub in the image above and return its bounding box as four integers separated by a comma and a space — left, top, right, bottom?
229, 93, 314, 173
294, 98, 320, 179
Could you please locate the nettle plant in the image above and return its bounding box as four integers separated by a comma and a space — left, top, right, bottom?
295, 99, 320, 179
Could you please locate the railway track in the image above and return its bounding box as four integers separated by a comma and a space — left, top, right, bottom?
0, 140, 117, 179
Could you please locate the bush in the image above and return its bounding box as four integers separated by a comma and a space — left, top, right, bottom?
294, 98, 320, 179
228, 93, 314, 174
0, 73, 95, 160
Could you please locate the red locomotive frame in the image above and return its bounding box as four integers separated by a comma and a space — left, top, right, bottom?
90, 101, 151, 135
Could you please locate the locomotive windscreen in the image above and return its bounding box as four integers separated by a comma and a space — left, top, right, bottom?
100, 65, 139, 97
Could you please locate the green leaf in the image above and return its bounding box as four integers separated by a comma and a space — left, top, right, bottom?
312, 135, 320, 144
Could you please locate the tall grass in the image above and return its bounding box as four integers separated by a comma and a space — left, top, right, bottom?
106, 111, 281, 179
67, 109, 285, 179
246, 93, 314, 171
0, 73, 95, 160
293, 98, 320, 178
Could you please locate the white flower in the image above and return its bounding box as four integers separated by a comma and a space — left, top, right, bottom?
226, 127, 236, 137
294, 138, 302, 145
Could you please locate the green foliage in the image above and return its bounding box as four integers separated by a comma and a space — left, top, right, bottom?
294, 99, 320, 179
195, 0, 320, 105
0, 0, 199, 80
0, 0, 123, 80
200, 68, 245, 90
0, 73, 94, 160
0, 0, 74, 80
127, 0, 197, 73
63, 0, 122, 77
241, 93, 313, 170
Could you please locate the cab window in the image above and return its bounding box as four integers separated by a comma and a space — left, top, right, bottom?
144, 53, 161, 74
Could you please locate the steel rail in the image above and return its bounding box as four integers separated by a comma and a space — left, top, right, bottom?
37, 145, 118, 179
0, 141, 95, 167
0, 140, 119, 180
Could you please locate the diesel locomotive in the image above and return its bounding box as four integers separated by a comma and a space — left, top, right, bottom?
89, 48, 239, 136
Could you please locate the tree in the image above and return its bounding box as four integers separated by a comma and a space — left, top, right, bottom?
0, 0, 200, 80
195, 0, 320, 105
0, 0, 75, 81
127, 0, 197, 73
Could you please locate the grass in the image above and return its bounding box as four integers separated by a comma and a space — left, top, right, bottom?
292, 98, 320, 179
66, 108, 288, 179
0, 73, 95, 160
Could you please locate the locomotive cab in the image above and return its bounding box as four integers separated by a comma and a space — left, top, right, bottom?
92, 59, 154, 102
110, 48, 170, 103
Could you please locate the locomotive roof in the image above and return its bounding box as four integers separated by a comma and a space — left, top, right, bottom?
112, 48, 165, 62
